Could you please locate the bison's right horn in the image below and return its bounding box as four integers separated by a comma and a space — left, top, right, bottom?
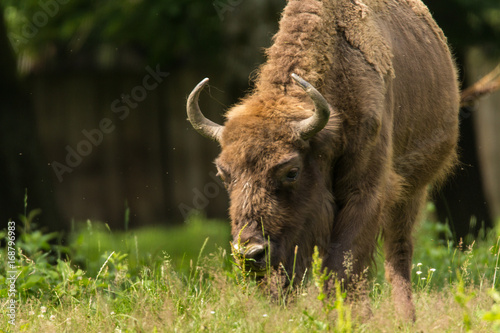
291, 73, 331, 140
186, 78, 224, 142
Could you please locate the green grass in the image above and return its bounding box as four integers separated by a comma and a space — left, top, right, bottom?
68, 214, 231, 277
1, 204, 500, 332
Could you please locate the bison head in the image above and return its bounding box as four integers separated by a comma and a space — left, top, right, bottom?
186, 74, 338, 283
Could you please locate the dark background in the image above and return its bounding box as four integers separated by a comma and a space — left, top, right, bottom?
1, 0, 499, 240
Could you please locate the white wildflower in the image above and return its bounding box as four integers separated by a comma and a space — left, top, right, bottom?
41, 306, 47, 313
50, 315, 56, 321
430, 268, 436, 272
416, 271, 422, 275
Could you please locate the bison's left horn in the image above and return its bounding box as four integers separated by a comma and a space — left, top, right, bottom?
291, 73, 331, 139
186, 78, 224, 141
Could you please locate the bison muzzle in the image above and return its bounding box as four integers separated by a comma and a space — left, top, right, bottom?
185, 0, 459, 321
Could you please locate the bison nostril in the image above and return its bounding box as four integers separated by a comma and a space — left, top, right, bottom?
243, 243, 267, 262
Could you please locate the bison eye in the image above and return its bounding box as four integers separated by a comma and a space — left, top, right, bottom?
215, 166, 230, 186
216, 170, 228, 185
284, 168, 300, 182
216, 171, 225, 182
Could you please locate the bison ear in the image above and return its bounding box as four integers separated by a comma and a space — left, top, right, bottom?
291, 74, 331, 140
186, 78, 224, 142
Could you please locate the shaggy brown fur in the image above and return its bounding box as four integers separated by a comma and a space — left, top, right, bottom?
189, 0, 459, 321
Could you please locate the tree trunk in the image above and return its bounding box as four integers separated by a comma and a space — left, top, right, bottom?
466, 47, 500, 222
0, 7, 61, 230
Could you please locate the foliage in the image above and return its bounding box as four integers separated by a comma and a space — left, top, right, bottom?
2, 0, 223, 68
68, 213, 230, 277
372, 203, 500, 292
312, 245, 330, 304
307, 246, 353, 332
453, 272, 476, 331
0, 205, 229, 303
0, 205, 90, 302
483, 289, 500, 332
423, 0, 500, 55
4, 0, 497, 73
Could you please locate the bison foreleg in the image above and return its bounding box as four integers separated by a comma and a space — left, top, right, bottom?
326, 189, 383, 279
319, 190, 383, 321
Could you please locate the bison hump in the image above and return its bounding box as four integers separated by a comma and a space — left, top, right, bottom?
332, 0, 394, 78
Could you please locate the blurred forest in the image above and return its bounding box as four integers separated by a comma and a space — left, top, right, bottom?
1, 0, 499, 239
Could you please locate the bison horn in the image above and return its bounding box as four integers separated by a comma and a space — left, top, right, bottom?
186, 78, 224, 141
291, 73, 331, 139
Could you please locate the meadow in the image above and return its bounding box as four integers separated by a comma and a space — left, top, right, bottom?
1, 203, 500, 332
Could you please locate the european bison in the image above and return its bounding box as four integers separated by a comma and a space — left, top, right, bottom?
186, 0, 459, 320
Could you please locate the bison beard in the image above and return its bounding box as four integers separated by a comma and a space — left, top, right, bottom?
185, 0, 459, 321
